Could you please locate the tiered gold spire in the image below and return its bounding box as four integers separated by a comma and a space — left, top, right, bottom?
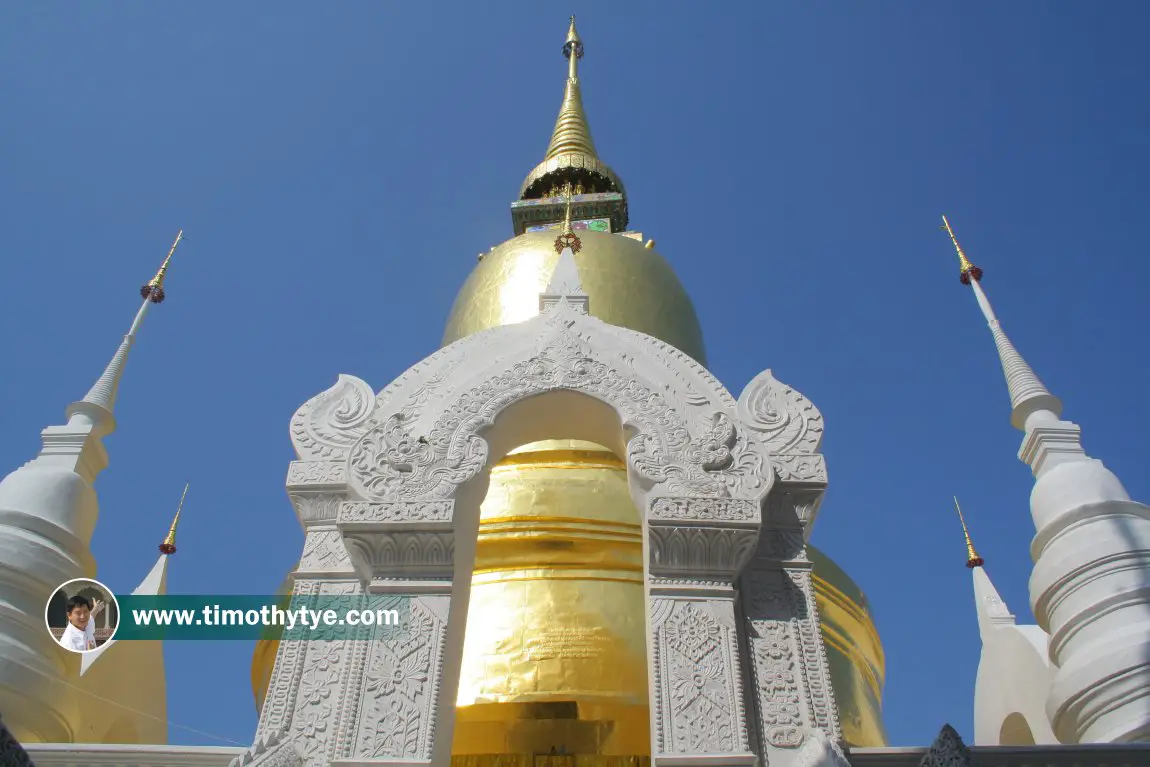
953, 497, 984, 568
159, 483, 188, 555
941, 216, 983, 285
544, 18, 596, 163
519, 17, 625, 202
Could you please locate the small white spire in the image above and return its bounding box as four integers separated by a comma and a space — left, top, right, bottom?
941, 216, 1061, 430
70, 231, 184, 428
969, 280, 1062, 430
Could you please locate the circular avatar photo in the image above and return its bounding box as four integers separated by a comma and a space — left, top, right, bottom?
45, 578, 120, 654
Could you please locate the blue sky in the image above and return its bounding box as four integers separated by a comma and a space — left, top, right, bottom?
2, 1, 1148, 750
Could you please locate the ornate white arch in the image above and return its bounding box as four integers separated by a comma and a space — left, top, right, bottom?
255, 296, 840, 767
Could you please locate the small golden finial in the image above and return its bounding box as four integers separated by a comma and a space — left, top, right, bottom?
953, 496, 984, 568
159, 483, 189, 555
141, 230, 184, 304
940, 216, 983, 286
564, 15, 584, 80
554, 182, 582, 254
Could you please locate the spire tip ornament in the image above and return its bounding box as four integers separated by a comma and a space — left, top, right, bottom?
954, 496, 984, 568
941, 216, 983, 285
554, 183, 582, 254
141, 230, 184, 303
159, 483, 188, 555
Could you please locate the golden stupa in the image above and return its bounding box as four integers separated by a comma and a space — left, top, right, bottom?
252, 16, 887, 757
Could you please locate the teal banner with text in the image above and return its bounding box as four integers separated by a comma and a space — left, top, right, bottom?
112, 594, 410, 641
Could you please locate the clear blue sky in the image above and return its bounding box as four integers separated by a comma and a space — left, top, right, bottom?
2, 1, 1148, 750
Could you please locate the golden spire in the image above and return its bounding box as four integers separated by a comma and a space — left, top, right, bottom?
543, 17, 596, 164
159, 483, 188, 555
940, 216, 983, 286
519, 18, 624, 203
953, 496, 984, 568
141, 230, 184, 304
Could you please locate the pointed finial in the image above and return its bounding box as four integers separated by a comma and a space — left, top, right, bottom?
554, 182, 582, 254
564, 16, 584, 74
159, 483, 188, 555
954, 496, 984, 568
141, 230, 183, 303
941, 216, 983, 285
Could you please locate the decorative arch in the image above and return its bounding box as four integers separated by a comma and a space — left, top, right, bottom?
261, 298, 838, 767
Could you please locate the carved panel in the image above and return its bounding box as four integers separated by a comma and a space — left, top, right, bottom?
290, 374, 377, 461
256, 580, 319, 739
338, 501, 454, 524
347, 316, 771, 503
771, 454, 827, 485
341, 531, 455, 581
649, 496, 759, 523
648, 525, 759, 579
738, 369, 824, 455
766, 487, 826, 528
351, 597, 447, 760
742, 567, 841, 752
286, 461, 346, 487
289, 493, 343, 525
650, 598, 750, 755
297, 529, 352, 572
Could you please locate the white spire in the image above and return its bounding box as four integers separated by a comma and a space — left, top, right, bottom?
0, 231, 184, 742
943, 216, 1150, 744
942, 216, 1061, 430
81, 487, 184, 676
68, 231, 183, 431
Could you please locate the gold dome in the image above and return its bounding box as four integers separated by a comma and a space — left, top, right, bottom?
442, 230, 707, 365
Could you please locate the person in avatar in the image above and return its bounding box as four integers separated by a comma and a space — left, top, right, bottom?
58, 594, 104, 652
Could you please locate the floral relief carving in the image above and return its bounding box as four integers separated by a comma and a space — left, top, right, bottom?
258, 581, 319, 737
349, 320, 771, 503
298, 529, 351, 572
752, 621, 805, 749
649, 497, 758, 523
655, 601, 743, 754
648, 525, 759, 579
744, 568, 841, 749
342, 531, 455, 579
771, 454, 827, 485
339, 501, 453, 523
290, 374, 377, 461
355, 600, 444, 759
289, 493, 343, 525
290, 640, 345, 763
287, 461, 346, 486
738, 369, 824, 455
